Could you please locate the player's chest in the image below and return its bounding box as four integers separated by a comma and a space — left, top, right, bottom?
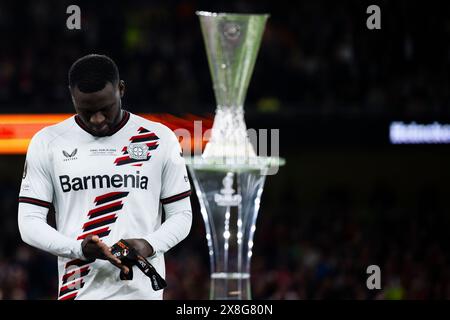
51, 136, 163, 178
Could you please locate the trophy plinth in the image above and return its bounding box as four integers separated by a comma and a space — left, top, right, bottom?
188, 11, 285, 300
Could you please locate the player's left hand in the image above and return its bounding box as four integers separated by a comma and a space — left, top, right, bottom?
122, 238, 154, 257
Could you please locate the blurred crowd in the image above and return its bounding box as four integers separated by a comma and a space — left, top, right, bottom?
1, 0, 450, 118
251, 183, 450, 300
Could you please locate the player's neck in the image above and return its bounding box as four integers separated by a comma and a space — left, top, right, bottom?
107, 109, 129, 135
75, 109, 130, 137
113, 109, 124, 127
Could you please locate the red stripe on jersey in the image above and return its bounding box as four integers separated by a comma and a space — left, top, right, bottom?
59, 292, 78, 300
146, 141, 158, 147
62, 266, 90, 283
65, 259, 93, 269
77, 227, 110, 240
88, 201, 123, 216
115, 156, 150, 166
94, 192, 124, 204
82, 214, 117, 229
129, 132, 156, 141
138, 127, 150, 133
114, 155, 130, 164
94, 192, 128, 206
60, 279, 83, 293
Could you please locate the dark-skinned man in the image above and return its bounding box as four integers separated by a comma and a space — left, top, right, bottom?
18, 54, 192, 300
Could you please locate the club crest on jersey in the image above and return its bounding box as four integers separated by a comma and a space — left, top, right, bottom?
114, 127, 159, 166
127, 143, 149, 160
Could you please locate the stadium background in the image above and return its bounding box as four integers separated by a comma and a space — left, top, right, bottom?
1, 0, 450, 299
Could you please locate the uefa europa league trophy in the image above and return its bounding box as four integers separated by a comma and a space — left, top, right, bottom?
187, 11, 284, 300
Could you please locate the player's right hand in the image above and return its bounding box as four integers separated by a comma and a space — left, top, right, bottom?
81, 235, 130, 275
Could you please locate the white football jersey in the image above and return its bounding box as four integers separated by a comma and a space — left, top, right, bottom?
18, 111, 191, 300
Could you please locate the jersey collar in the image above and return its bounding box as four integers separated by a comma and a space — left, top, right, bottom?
75, 110, 130, 137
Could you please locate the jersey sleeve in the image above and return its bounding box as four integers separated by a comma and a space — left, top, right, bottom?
17, 129, 85, 260
160, 130, 191, 204
19, 130, 54, 207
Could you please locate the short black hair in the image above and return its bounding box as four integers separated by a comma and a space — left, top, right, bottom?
68, 54, 119, 93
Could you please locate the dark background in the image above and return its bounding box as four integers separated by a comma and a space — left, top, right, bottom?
1, 0, 450, 299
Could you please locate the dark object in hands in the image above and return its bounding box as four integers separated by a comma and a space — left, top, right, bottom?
110, 239, 167, 291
